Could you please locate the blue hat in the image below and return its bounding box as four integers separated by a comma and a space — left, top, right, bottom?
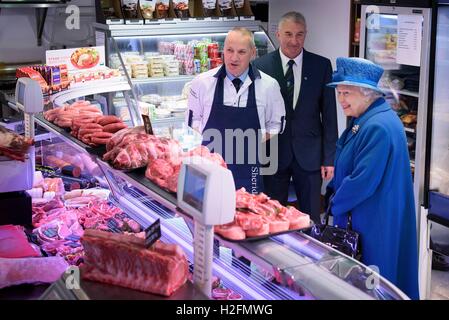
327, 57, 384, 94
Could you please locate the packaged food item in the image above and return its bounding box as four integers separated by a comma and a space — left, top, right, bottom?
101, 0, 122, 19
140, 94, 162, 105
202, 0, 217, 16
155, 0, 170, 18
354, 18, 360, 43
207, 43, 220, 59
140, 0, 156, 19
210, 58, 222, 69
121, 0, 139, 19
173, 1, 189, 18
131, 61, 149, 78
234, 0, 245, 16
218, 0, 233, 16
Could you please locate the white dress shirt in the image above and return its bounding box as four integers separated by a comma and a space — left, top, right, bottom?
279, 49, 303, 110
187, 66, 286, 135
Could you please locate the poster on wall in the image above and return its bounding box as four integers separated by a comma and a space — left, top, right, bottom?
396, 14, 423, 67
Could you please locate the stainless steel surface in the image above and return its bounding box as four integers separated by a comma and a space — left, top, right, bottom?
41, 272, 207, 300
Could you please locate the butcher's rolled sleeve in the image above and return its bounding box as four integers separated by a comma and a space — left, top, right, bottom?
264, 80, 285, 135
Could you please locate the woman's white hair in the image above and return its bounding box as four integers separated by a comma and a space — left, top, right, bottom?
359, 87, 383, 100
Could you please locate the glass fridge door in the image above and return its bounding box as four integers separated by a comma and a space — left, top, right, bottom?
364, 11, 421, 168
428, 5, 449, 253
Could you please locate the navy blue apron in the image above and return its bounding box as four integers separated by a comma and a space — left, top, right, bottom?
202, 65, 263, 193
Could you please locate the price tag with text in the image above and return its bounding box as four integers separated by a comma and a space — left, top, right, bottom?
145, 219, 161, 248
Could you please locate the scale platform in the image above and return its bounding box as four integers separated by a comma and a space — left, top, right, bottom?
40, 271, 208, 300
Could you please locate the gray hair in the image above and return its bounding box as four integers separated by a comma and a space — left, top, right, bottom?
227, 27, 256, 49
278, 11, 307, 30
359, 87, 383, 100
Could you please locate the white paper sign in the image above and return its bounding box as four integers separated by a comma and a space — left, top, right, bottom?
396, 14, 423, 67
95, 31, 105, 47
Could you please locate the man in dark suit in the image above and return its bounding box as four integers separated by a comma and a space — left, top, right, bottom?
253, 11, 338, 223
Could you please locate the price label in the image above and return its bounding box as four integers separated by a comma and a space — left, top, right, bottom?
142, 114, 154, 135
145, 219, 161, 248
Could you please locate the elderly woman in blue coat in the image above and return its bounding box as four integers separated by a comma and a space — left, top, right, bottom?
326, 57, 419, 300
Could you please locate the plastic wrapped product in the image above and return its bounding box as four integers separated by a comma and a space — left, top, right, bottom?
121, 0, 139, 19
202, 0, 217, 16
155, 0, 170, 18
173, 1, 189, 18
218, 0, 233, 16
140, 0, 156, 19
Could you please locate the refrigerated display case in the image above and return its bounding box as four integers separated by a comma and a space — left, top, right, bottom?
360, 6, 433, 294
360, 2, 432, 217
2, 81, 412, 300
93, 21, 274, 136
428, 3, 449, 224
422, 1, 449, 298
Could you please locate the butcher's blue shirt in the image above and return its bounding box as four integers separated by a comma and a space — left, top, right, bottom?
329, 98, 419, 299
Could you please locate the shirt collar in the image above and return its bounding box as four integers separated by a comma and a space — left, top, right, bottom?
226, 68, 249, 83
279, 48, 303, 69
214, 63, 261, 81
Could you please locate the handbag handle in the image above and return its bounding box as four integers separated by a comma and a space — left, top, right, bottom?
324, 193, 353, 231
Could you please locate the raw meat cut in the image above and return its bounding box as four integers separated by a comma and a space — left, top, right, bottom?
0, 257, 68, 289
104, 129, 182, 170
0, 225, 41, 258
81, 229, 189, 296
144, 145, 226, 193
245, 221, 269, 237
0, 126, 34, 161
214, 223, 246, 240
216, 188, 310, 240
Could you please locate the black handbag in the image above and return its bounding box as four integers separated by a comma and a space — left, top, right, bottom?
310, 199, 362, 260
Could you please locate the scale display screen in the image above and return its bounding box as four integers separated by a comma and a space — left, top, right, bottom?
182, 166, 207, 213
17, 82, 25, 106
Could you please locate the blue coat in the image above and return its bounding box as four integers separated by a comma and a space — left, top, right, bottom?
329, 98, 419, 300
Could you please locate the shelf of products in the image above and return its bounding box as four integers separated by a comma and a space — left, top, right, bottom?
94, 21, 274, 134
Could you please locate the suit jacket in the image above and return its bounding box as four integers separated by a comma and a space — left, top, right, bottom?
330, 98, 419, 299
253, 49, 338, 171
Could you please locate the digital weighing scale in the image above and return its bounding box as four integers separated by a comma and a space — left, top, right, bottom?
177, 156, 236, 298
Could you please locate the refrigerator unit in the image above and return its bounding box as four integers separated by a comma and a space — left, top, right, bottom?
359, 0, 434, 299
423, 0, 449, 298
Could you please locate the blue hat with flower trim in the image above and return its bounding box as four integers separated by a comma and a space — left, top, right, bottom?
327, 57, 384, 94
